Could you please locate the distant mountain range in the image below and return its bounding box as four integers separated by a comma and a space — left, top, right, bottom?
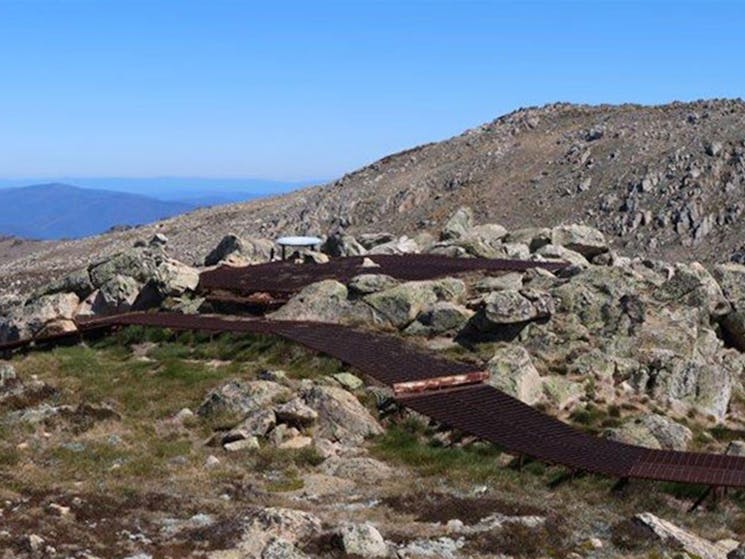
0, 179, 315, 240
0, 183, 196, 240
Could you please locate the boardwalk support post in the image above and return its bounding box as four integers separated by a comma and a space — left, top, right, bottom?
611, 478, 629, 492
689, 486, 715, 512
548, 469, 585, 489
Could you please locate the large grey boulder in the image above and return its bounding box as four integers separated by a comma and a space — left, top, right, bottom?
269, 280, 352, 323
629, 325, 738, 420
474, 273, 524, 293
404, 302, 474, 336
605, 414, 693, 450
633, 512, 737, 559
88, 245, 166, 288
1, 292, 80, 341
321, 231, 367, 257
713, 263, 745, 309
541, 376, 584, 410
269, 279, 387, 327
151, 259, 200, 297
222, 409, 277, 443
534, 244, 590, 267
506, 227, 553, 252
275, 398, 318, 427
93, 274, 141, 314
655, 262, 731, 318
551, 224, 609, 258
32, 268, 94, 300
348, 274, 399, 296
197, 380, 290, 419
551, 266, 648, 336
472, 289, 553, 329
363, 279, 466, 329
301, 385, 383, 446
367, 235, 419, 255
204, 234, 273, 266
452, 224, 509, 259
441, 207, 474, 240
486, 345, 543, 404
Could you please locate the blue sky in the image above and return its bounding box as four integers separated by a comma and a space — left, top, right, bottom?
0, 0, 743, 183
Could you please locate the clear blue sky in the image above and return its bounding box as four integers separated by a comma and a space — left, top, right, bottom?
0, 0, 743, 182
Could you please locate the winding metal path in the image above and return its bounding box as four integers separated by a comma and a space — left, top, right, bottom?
3, 255, 745, 488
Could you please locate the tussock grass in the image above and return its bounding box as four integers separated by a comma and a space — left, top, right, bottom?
372, 424, 518, 485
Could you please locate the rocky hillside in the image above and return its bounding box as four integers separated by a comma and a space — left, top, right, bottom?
6, 211, 745, 556
3, 99, 745, 299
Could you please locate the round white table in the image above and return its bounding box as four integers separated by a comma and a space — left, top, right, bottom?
275, 236, 323, 260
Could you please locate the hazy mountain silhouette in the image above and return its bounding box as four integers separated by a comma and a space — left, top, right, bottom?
0, 183, 195, 240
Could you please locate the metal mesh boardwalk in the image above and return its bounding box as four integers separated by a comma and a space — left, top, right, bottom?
198, 254, 568, 296
64, 311, 745, 488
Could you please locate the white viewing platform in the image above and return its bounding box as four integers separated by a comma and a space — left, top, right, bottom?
275, 236, 323, 260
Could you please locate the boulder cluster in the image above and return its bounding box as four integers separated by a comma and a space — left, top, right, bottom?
0, 234, 200, 342
272, 208, 745, 442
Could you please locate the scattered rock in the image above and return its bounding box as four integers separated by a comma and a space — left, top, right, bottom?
363, 279, 466, 329
542, 376, 584, 410
727, 440, 745, 457
404, 302, 474, 336
197, 381, 289, 419
472, 288, 553, 328
0, 363, 16, 387
268, 280, 353, 323
551, 224, 608, 258
223, 409, 277, 443
204, 234, 273, 266
224, 437, 260, 452
339, 523, 388, 558
633, 512, 737, 559
320, 456, 394, 482
368, 235, 420, 255
348, 274, 399, 296
301, 385, 383, 445
487, 345, 543, 404
94, 274, 141, 313
321, 232, 367, 257
275, 398, 319, 427
205, 455, 221, 469
332, 372, 364, 391
441, 207, 474, 240
278, 436, 312, 450
606, 414, 693, 450
656, 262, 731, 318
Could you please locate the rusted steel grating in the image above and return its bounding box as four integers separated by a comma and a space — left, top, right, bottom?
6, 309, 745, 488
76, 312, 477, 386
198, 254, 568, 296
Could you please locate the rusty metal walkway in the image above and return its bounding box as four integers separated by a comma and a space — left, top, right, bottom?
51, 311, 745, 488
198, 254, 567, 297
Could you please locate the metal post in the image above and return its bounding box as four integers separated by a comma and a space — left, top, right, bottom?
689, 486, 715, 512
